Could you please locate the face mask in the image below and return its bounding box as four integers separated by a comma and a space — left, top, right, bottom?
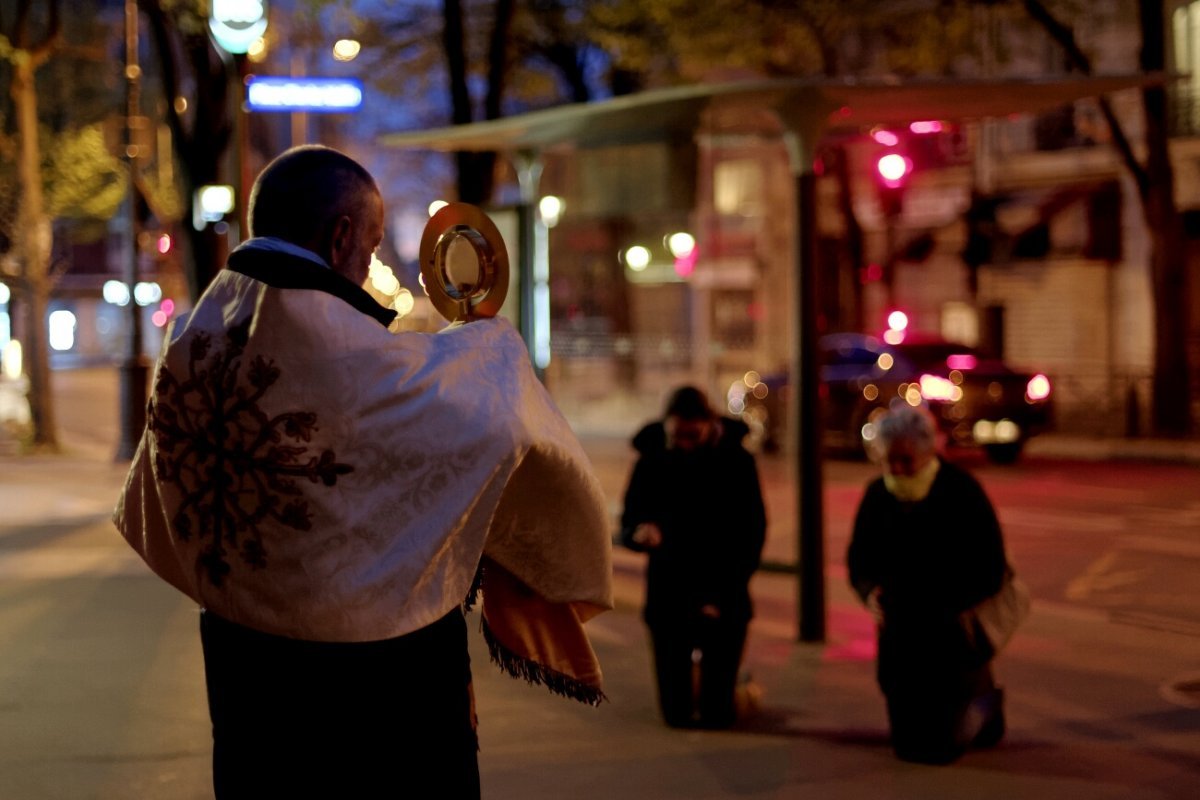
883, 457, 940, 502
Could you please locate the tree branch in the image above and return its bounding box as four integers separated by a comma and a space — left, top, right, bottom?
26, 0, 60, 68
442, 0, 472, 125
13, 0, 30, 49
1020, 0, 1148, 195
485, 0, 515, 120
790, 2, 838, 77
138, 0, 192, 170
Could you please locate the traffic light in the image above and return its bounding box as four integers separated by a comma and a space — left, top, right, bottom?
875, 152, 912, 218
876, 153, 911, 185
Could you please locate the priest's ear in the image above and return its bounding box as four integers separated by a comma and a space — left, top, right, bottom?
327, 215, 355, 273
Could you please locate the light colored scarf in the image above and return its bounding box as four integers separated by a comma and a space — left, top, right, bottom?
883, 456, 941, 503
114, 268, 612, 703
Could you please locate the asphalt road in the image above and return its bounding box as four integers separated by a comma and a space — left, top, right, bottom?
583, 433, 1200, 641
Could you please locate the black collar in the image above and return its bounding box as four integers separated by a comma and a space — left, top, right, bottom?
226, 249, 398, 328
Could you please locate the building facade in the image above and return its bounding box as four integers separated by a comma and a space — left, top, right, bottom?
533, 4, 1199, 441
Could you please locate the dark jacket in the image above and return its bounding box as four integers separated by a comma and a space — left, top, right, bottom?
847, 459, 1007, 688
620, 418, 767, 626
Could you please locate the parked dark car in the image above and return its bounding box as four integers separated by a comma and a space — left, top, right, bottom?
726, 332, 1053, 463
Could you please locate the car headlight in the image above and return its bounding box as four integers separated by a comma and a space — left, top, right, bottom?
974, 419, 1021, 443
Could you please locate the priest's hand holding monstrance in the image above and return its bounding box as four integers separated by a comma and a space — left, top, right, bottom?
419, 202, 509, 323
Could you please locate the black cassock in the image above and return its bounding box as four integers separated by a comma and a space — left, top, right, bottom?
847, 459, 1008, 763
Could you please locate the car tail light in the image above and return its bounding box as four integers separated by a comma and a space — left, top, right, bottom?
1026, 374, 1051, 402
946, 354, 977, 370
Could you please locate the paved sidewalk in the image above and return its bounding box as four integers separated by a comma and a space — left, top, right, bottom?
1025, 432, 1200, 464
1, 368, 1198, 798
479, 560, 1200, 799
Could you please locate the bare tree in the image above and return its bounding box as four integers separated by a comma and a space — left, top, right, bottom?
366, 0, 598, 203
138, 0, 234, 301
1, 0, 62, 451
441, 0, 515, 203
1020, 0, 1192, 435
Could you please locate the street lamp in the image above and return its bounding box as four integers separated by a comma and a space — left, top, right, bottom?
209, 1, 269, 241
209, 0, 268, 55
623, 245, 651, 272
538, 195, 563, 228
332, 39, 361, 62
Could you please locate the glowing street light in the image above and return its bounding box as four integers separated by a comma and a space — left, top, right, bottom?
103, 280, 132, 307
624, 245, 651, 272
538, 195, 564, 228
246, 37, 267, 62
209, 0, 269, 55
666, 231, 696, 258
194, 184, 235, 229
48, 310, 77, 352
332, 38, 361, 62
2, 340, 21, 380
134, 281, 162, 306
876, 153, 912, 186
394, 288, 415, 317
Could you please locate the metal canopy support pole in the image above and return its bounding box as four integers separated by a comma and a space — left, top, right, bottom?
514, 151, 545, 379
778, 105, 827, 643
116, 0, 147, 462
235, 53, 251, 244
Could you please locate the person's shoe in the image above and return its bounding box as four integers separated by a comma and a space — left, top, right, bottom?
735, 673, 763, 719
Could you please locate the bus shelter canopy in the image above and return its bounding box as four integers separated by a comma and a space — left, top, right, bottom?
379, 74, 1161, 153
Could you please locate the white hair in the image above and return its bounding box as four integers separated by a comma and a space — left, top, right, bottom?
877, 402, 937, 454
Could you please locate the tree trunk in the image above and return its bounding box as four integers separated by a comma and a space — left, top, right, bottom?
140, 0, 233, 301
442, 0, 481, 202
1140, 0, 1193, 435
12, 57, 58, 451
441, 0, 513, 204
462, 0, 515, 203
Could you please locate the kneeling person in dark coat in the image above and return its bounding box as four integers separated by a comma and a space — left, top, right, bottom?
847, 403, 1008, 764
621, 386, 767, 729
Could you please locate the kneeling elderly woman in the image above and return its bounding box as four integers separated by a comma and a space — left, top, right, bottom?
847, 403, 1007, 764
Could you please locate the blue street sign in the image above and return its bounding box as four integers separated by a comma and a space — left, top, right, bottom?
245, 76, 365, 113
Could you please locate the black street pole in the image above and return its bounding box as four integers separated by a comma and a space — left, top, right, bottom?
884, 214, 897, 309
780, 106, 827, 643
515, 151, 544, 380
235, 53, 250, 244
794, 167, 826, 643
115, 0, 147, 461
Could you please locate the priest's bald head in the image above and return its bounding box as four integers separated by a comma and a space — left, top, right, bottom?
248, 145, 385, 287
